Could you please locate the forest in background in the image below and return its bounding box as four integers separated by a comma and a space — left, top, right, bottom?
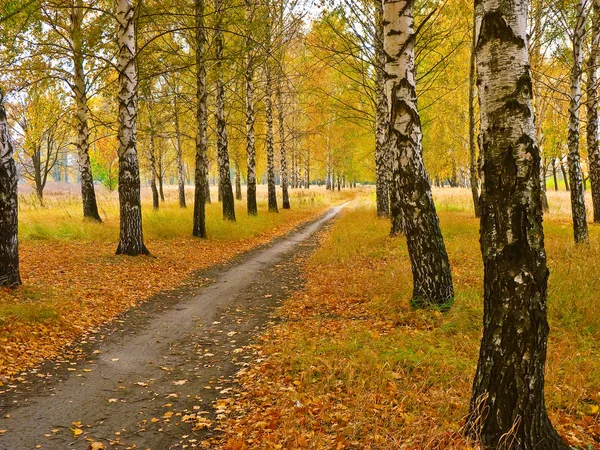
0, 0, 600, 448
1, 0, 593, 201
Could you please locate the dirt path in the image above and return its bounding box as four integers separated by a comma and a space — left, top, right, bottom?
0, 204, 348, 450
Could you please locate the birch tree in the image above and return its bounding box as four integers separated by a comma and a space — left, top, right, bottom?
383, 0, 453, 307
0, 91, 21, 287
141, 84, 160, 210
276, 78, 290, 209
566, 0, 589, 243
465, 0, 569, 446
374, 0, 389, 217
214, 0, 236, 221
115, 0, 149, 256
173, 81, 186, 208
193, 0, 208, 238
588, 0, 600, 223
70, 0, 102, 222
468, 5, 480, 218
265, 8, 278, 213
245, 0, 258, 215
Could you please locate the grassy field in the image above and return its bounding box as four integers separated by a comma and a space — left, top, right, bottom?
218, 188, 600, 450
0, 184, 354, 377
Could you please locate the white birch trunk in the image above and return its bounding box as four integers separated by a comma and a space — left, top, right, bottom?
374, 0, 390, 217
245, 0, 258, 215
116, 0, 148, 256
567, 0, 589, 243
265, 11, 278, 213
71, 0, 101, 222
0, 92, 21, 286
276, 78, 290, 209
588, 0, 600, 223
173, 83, 186, 208
383, 0, 453, 306
214, 0, 236, 221
466, 0, 569, 446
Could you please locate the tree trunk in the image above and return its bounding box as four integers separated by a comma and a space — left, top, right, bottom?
540, 156, 549, 211
214, 0, 235, 221
588, 0, 600, 223
276, 79, 290, 209
468, 5, 480, 218
71, 0, 101, 222
157, 148, 165, 203
265, 20, 278, 213
374, 0, 390, 217
148, 131, 159, 210
115, 0, 149, 256
245, 0, 258, 216
290, 139, 297, 189
204, 156, 211, 204
567, 0, 589, 244
193, 0, 208, 237
531, 0, 549, 214
465, 1, 569, 447
174, 85, 186, 208
0, 94, 21, 287
305, 147, 310, 188
560, 157, 570, 191
235, 169, 242, 200
383, 0, 453, 308
552, 158, 558, 191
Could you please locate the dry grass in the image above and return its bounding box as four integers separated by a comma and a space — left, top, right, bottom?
0, 184, 355, 377
216, 188, 600, 450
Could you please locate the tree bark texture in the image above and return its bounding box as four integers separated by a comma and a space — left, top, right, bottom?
560, 157, 570, 191
0, 93, 21, 287
158, 168, 165, 202
465, 0, 569, 447
204, 155, 211, 203
235, 169, 242, 200
71, 0, 102, 222
383, 0, 454, 308
375, 0, 390, 217
245, 0, 258, 215
567, 0, 589, 243
276, 79, 290, 209
174, 85, 186, 208
193, 0, 208, 238
552, 158, 558, 191
469, 4, 481, 219
144, 87, 160, 211
116, 0, 149, 256
214, 0, 236, 221
265, 23, 278, 213
148, 127, 160, 210
588, 0, 600, 223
